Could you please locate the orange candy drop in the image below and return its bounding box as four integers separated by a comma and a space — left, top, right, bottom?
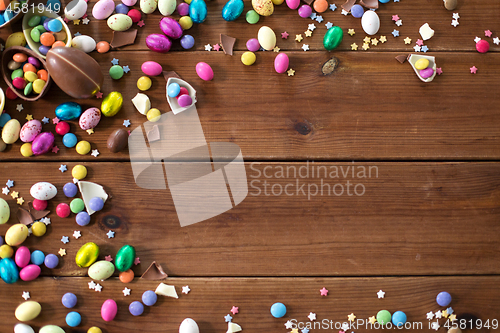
119, 269, 134, 283
313, 0, 328, 12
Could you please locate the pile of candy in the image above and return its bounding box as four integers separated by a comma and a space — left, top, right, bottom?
26, 14, 68, 55
7, 52, 48, 97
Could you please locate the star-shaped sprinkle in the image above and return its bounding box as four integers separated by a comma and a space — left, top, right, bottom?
91, 149, 99, 157
392, 29, 399, 37
6, 180, 14, 188
287, 68, 295, 76
320, 287, 328, 296
435, 311, 442, 319
52, 146, 59, 153
74, 32, 82, 37
295, 34, 303, 42
273, 46, 280, 52
301, 329, 309, 333
105, 255, 113, 261
225, 314, 232, 322
363, 36, 371, 44
22, 291, 30, 300
53, 117, 60, 125
16, 104, 24, 112
17, 197, 24, 205
348, 313, 356, 321
451, 19, 459, 27
392, 14, 399, 21
325, 22, 333, 29
73, 19, 80, 25
329, 3, 336, 10
369, 316, 377, 324
310, 13, 317, 19
26, 114, 33, 121
395, 19, 402, 26
94, 283, 102, 292
213, 44, 221, 51
2, 187, 9, 195
123, 287, 131, 296
493, 37, 500, 45
11, 191, 19, 199
485, 30, 492, 37
474, 36, 481, 43
285, 321, 294, 329
413, 45, 421, 52
452, 12, 460, 19
137, 20, 145, 27
107, 230, 115, 238
42, 117, 50, 124
304, 30, 312, 37
59, 164, 67, 173
351, 43, 358, 50
89, 281, 96, 289
447, 307, 454, 315
431, 322, 440, 331
291, 329, 298, 333
63, 17, 69, 23
61, 236, 69, 244
43, 217, 51, 225
73, 178, 79, 184
95, 92, 103, 99
28, 227, 32, 235
204, 44, 212, 51
308, 312, 316, 321
341, 9, 349, 15
134, 257, 140, 265
377, 290, 385, 298
347, 29, 355, 36
86, 129, 94, 135
415, 39, 423, 46
182, 286, 191, 294
308, 23, 316, 31
58, 248, 66, 256
421, 45, 429, 53
315, 15, 323, 23
73, 230, 81, 239
123, 119, 131, 127
470, 66, 478, 74
449, 314, 457, 321
362, 43, 370, 50
122, 65, 130, 73
281, 31, 289, 39
371, 38, 379, 45
302, 44, 309, 51
436, 67, 443, 75
404, 37, 411, 44
82, 17, 90, 24
426, 311, 434, 320
111, 58, 119, 65
379, 35, 387, 43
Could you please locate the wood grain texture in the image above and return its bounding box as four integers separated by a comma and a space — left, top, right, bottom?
1, 52, 500, 161
0, 276, 498, 332
1, 161, 499, 277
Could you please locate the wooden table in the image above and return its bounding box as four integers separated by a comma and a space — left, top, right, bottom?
1, 0, 499, 332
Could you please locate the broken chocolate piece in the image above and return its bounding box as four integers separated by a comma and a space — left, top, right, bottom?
141, 261, 168, 280
360, 0, 378, 9
28, 202, 51, 220
17, 207, 34, 225
147, 125, 161, 143
302, 0, 313, 5
341, 0, 356, 11
110, 29, 138, 48
163, 71, 181, 83
395, 54, 408, 64
220, 34, 236, 56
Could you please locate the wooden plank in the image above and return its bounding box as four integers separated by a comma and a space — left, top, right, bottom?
0, 276, 499, 332
1, 161, 499, 277
1, 52, 500, 161
3, 0, 499, 52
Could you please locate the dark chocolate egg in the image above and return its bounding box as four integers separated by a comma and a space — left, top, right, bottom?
107, 128, 128, 153
46, 47, 103, 99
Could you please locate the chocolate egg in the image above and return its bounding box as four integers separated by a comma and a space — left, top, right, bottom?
107, 128, 128, 153
64, 0, 88, 20
146, 33, 172, 53
101, 92, 123, 117
323, 26, 343, 50
55, 102, 82, 120
46, 47, 103, 99
159, 17, 183, 39
189, 0, 207, 23
79, 107, 101, 130
31, 132, 54, 155
20, 120, 42, 143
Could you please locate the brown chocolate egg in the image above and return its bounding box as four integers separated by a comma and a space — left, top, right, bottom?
46, 47, 103, 99
107, 128, 129, 153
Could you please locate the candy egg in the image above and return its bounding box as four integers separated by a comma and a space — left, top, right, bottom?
15, 301, 42, 321
20, 143, 33, 157
129, 301, 144, 316
6, 32, 27, 48
158, 0, 176, 16
32, 222, 47, 237
0, 257, 19, 283
31, 250, 45, 265
101, 92, 123, 117
189, 0, 207, 23
96, 41, 110, 53
297, 4, 312, 18
0, 244, 13, 258
146, 33, 172, 53
252, 0, 274, 16
147, 108, 161, 122
101, 299, 118, 321
39, 326, 65, 333
2, 119, 21, 144
107, 128, 128, 153
141, 61, 162, 76
15, 246, 30, 268
419, 67, 434, 79
123, 0, 137, 5
14, 323, 35, 333
323, 26, 343, 50
92, 0, 115, 19
285, 0, 299, 10
5, 224, 29, 246
444, 0, 457, 10
0, 138, 5, 152
274, 52, 289, 73
115, 244, 136, 272
19, 264, 41, 281
257, 26, 276, 51
79, 107, 101, 130
55, 102, 83, 120
414, 58, 429, 70
31, 132, 54, 155
71, 35, 97, 53
0, 198, 10, 224
19, 119, 42, 142
89, 260, 115, 280
140, 0, 158, 14
107, 14, 133, 31
222, 0, 244, 21
30, 182, 57, 200
195, 62, 214, 81
159, 17, 183, 39
179, 318, 199, 333
64, 0, 88, 20
246, 9, 259, 23
75, 242, 100, 267
361, 10, 380, 35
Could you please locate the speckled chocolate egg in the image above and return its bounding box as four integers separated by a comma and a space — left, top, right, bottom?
92, 0, 115, 19
140, 0, 158, 14
158, 0, 176, 16
252, 0, 274, 16
79, 107, 101, 130
0, 198, 9, 224
1, 119, 21, 144
20, 120, 42, 143
30, 182, 57, 200
64, 0, 88, 20
107, 14, 133, 31
257, 26, 276, 50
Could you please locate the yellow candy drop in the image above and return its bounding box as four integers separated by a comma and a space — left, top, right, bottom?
24, 71, 38, 83
179, 16, 193, 30
88, 327, 103, 333
72, 164, 87, 180
137, 76, 152, 91
76, 141, 91, 155
32, 221, 47, 237
147, 108, 161, 122
415, 58, 430, 70
272, 0, 284, 4
20, 143, 33, 157
241, 51, 256, 66
32, 79, 46, 94
0, 244, 14, 258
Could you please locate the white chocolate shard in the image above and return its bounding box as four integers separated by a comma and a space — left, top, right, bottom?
419, 23, 434, 40
132, 93, 151, 115
155, 283, 179, 298
226, 322, 242, 333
